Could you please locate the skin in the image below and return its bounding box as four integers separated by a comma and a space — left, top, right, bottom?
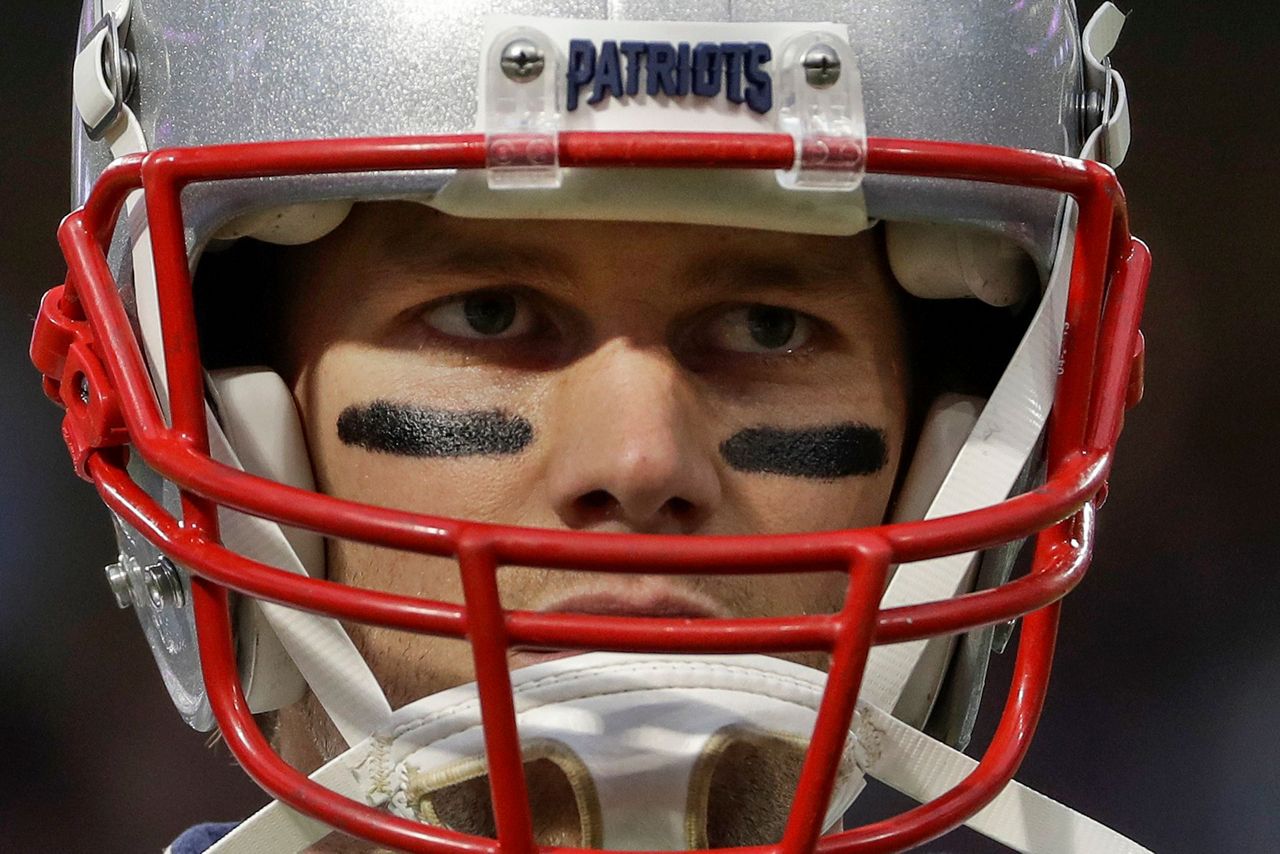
268, 203, 911, 849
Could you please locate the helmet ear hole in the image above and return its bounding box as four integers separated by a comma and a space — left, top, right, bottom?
885, 222, 1039, 307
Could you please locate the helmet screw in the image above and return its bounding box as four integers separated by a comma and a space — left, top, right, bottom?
119, 48, 139, 101
802, 44, 841, 89
104, 560, 133, 609
98, 31, 139, 102
1078, 89, 1106, 138
500, 39, 545, 83
143, 557, 185, 610
78, 374, 91, 404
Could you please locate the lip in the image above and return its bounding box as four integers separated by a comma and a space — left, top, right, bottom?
537, 590, 730, 620
507, 586, 731, 671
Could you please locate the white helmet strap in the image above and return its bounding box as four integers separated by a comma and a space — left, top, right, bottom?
861, 201, 1075, 724
1082, 3, 1132, 168
864, 0, 1131, 729
205, 370, 392, 745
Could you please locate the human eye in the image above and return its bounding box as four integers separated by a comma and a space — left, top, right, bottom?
704, 304, 816, 355
422, 288, 536, 340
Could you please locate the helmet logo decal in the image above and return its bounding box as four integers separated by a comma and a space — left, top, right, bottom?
720, 423, 887, 479
337, 401, 534, 458
566, 40, 773, 115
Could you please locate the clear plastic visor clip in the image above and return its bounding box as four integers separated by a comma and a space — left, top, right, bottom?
775, 32, 867, 192
485, 27, 563, 190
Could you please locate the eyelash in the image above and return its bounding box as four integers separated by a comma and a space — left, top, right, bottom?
414, 286, 533, 331
401, 287, 575, 370
422, 290, 535, 340
404, 288, 833, 372
716, 306, 815, 354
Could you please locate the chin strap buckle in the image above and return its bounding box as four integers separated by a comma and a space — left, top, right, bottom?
1081, 2, 1131, 167
74, 0, 146, 157
31, 285, 129, 481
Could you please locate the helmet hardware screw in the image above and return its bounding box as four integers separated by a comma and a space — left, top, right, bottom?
500, 39, 545, 83
1078, 89, 1106, 138
98, 30, 139, 102
104, 560, 133, 609
143, 557, 185, 610
78, 375, 91, 404
120, 49, 138, 101
104, 554, 185, 611
802, 44, 841, 89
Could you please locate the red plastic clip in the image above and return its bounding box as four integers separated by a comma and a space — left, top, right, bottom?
30, 286, 85, 404
31, 283, 130, 480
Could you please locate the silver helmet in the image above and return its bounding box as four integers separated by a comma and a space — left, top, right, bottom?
40, 0, 1146, 850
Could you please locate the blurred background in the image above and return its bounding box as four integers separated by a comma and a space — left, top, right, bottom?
2, 2, 1277, 852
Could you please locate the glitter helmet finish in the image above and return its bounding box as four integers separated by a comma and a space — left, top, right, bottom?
32, 0, 1152, 850
74, 0, 1084, 265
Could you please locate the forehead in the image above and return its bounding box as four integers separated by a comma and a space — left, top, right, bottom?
339, 202, 887, 289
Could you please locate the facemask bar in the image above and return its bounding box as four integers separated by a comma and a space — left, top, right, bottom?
36, 132, 1150, 853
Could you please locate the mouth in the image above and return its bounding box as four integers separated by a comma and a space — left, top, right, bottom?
508, 586, 730, 671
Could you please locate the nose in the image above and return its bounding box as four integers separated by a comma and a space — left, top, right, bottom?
544, 339, 722, 533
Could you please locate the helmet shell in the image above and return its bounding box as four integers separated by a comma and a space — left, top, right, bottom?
74, 0, 1084, 268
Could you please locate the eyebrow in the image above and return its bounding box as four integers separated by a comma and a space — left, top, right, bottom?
370, 221, 871, 302
683, 253, 873, 301
375, 240, 577, 286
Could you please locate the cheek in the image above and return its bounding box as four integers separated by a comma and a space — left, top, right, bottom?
318, 441, 540, 522
329, 543, 476, 707
730, 466, 900, 534
299, 351, 548, 522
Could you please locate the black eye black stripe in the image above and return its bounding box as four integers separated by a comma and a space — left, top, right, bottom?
720, 424, 887, 480
337, 402, 534, 458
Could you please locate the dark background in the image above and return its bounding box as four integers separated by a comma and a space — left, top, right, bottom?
2, 3, 1277, 852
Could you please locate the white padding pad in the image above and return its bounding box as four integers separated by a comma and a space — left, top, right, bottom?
863, 202, 1076, 723
214, 201, 355, 246
205, 370, 392, 736
886, 222, 1037, 306
208, 369, 322, 574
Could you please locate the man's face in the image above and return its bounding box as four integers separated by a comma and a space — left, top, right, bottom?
274, 203, 910, 765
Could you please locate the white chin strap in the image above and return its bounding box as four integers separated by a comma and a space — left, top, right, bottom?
208, 654, 1148, 853
360, 655, 865, 849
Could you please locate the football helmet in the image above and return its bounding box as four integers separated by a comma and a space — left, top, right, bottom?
32, 0, 1151, 851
